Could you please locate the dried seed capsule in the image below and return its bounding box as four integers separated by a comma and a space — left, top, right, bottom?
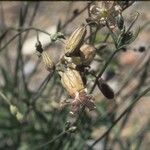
97, 78, 114, 99
65, 26, 87, 56
79, 44, 96, 66
41, 52, 55, 71
58, 68, 85, 97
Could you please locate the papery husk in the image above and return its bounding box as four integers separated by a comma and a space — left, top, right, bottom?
41, 52, 55, 71
65, 26, 87, 56
59, 68, 85, 97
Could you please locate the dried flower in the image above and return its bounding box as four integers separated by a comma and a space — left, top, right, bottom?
88, 1, 122, 28
78, 91, 96, 111
65, 26, 87, 56
79, 44, 96, 66
58, 65, 96, 113
97, 78, 114, 99
41, 52, 55, 71
71, 90, 96, 113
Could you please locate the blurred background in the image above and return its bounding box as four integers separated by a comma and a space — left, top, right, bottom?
0, 1, 150, 150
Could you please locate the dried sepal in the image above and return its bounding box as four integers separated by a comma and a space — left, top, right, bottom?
65, 26, 87, 56
79, 44, 96, 66
41, 52, 55, 71
97, 78, 114, 99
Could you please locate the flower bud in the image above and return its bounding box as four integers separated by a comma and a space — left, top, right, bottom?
10, 105, 18, 115
16, 112, 24, 122
41, 52, 55, 71
58, 68, 85, 97
65, 26, 87, 56
97, 78, 114, 99
68, 126, 77, 133
80, 44, 96, 66
10, 105, 24, 122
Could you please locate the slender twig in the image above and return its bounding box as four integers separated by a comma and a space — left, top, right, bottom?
90, 48, 121, 93
0, 91, 11, 105
118, 58, 149, 132
59, 2, 93, 31
122, 1, 136, 11
23, 2, 40, 43
35, 130, 68, 149
31, 71, 54, 104
0, 27, 51, 52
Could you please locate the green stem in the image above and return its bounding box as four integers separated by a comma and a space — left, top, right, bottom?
35, 130, 68, 149
90, 48, 121, 93
0, 91, 11, 105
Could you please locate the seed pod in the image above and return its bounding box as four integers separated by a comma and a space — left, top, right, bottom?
41, 52, 55, 71
97, 78, 114, 99
79, 44, 96, 66
65, 26, 87, 56
58, 68, 85, 97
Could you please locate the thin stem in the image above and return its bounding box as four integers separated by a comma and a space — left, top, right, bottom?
35, 130, 68, 149
0, 91, 11, 105
59, 2, 93, 31
0, 27, 51, 52
90, 48, 121, 93
31, 71, 54, 104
